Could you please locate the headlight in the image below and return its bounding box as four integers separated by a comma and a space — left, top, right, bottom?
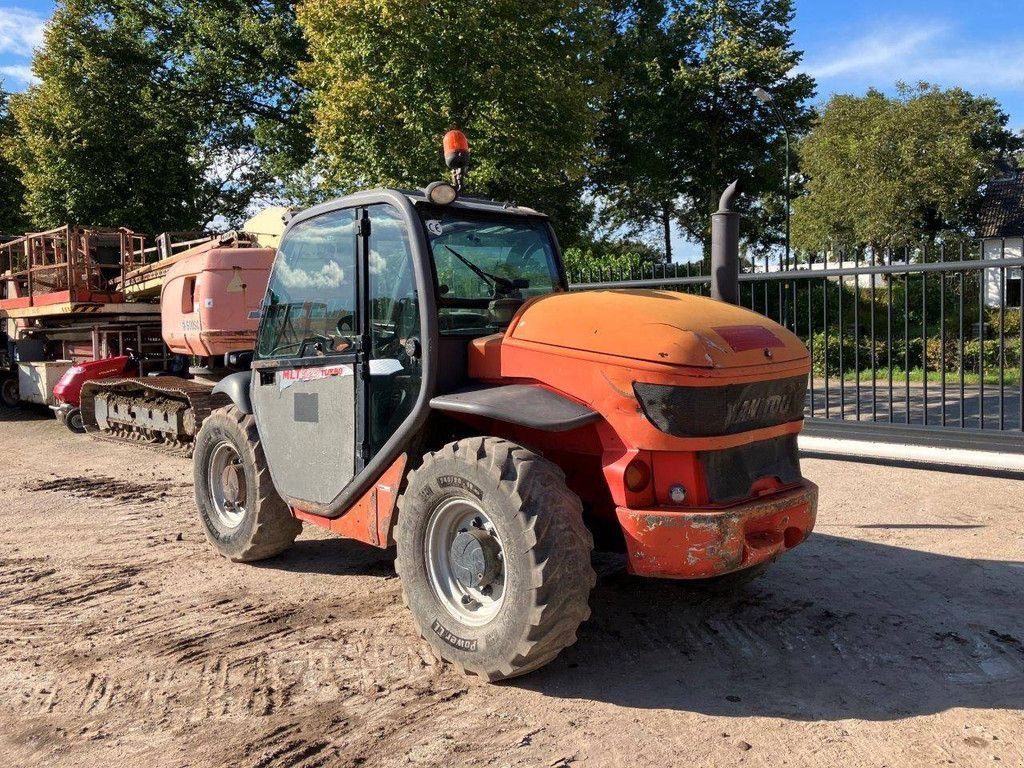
425, 181, 458, 205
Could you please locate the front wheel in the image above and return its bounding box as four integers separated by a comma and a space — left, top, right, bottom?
0, 376, 18, 408
193, 406, 301, 561
395, 437, 595, 681
64, 407, 86, 434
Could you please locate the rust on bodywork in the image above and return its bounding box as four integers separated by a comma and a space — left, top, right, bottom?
292, 454, 408, 549
616, 481, 818, 579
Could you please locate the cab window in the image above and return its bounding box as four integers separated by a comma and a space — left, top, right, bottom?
367, 204, 422, 453
257, 209, 358, 359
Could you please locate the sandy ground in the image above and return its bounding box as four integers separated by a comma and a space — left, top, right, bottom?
0, 405, 1022, 767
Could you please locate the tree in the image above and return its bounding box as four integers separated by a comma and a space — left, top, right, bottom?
4, 0, 308, 233
7, 2, 206, 232
590, 0, 680, 258
593, 0, 815, 259
793, 83, 1023, 251
0, 87, 28, 234
297, 0, 610, 242
131, 0, 311, 218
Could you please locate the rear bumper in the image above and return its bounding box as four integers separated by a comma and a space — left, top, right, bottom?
615, 481, 818, 579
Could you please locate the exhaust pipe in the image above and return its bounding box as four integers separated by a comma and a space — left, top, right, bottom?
711, 179, 742, 305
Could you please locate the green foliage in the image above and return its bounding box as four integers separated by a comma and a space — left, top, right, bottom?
960, 338, 1022, 373
4, 0, 308, 232
793, 84, 1023, 250
592, 0, 815, 258
157, 0, 311, 217
0, 88, 28, 233
563, 237, 666, 279
987, 307, 1022, 337
297, 0, 609, 243
808, 331, 1021, 378
7, 2, 203, 232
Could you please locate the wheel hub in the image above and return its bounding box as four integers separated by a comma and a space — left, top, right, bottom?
425, 498, 506, 626
220, 463, 246, 506
208, 440, 247, 529
449, 528, 501, 589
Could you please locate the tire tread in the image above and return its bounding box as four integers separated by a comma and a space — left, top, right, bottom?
195, 405, 300, 562
396, 437, 595, 681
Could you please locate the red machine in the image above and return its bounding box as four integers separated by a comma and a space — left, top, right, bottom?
186, 133, 818, 681
51, 355, 138, 432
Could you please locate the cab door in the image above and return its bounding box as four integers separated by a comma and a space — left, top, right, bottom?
250, 207, 363, 507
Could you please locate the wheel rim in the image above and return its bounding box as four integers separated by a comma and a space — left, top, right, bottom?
207, 440, 248, 529
68, 411, 83, 431
425, 497, 506, 627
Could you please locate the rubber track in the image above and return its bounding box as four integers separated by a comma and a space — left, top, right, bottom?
81, 377, 227, 458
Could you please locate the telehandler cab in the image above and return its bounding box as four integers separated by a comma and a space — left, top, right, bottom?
193, 131, 818, 680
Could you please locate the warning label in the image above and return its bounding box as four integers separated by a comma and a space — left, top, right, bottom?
279, 365, 351, 390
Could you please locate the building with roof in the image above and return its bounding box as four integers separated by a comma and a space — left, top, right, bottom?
977, 172, 1023, 308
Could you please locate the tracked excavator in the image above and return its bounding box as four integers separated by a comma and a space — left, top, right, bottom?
80, 243, 275, 455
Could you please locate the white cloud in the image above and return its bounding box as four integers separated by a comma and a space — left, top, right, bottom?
0, 8, 46, 57
278, 260, 347, 290
0, 64, 37, 86
802, 20, 1024, 93
803, 24, 948, 80
902, 47, 1024, 90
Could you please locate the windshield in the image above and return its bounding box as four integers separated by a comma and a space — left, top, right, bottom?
421, 208, 562, 335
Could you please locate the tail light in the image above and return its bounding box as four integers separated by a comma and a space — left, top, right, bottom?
624, 458, 651, 493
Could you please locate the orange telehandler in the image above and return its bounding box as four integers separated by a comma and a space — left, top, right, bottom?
191, 132, 818, 680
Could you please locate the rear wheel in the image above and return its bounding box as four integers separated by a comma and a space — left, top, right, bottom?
193, 405, 301, 561
395, 437, 595, 681
0, 376, 18, 408
64, 408, 85, 434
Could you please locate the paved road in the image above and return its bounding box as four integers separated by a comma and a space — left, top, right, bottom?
0, 407, 1022, 766
807, 379, 1024, 433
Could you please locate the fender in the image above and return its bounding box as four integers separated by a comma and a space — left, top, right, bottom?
430, 384, 601, 432
212, 370, 252, 414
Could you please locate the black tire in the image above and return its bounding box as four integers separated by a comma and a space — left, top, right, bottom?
193, 405, 301, 562
395, 437, 595, 681
693, 559, 774, 594
0, 376, 18, 408
64, 408, 86, 434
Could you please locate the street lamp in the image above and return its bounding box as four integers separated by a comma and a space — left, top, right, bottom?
754, 87, 791, 270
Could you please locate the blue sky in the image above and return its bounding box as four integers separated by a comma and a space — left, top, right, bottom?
4, 0, 1022, 123
793, 0, 1024, 132
2, 0, 1023, 257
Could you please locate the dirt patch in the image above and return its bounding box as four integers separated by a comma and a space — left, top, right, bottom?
0, 417, 1023, 767
25, 476, 170, 504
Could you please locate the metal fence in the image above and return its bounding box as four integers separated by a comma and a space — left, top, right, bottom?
569, 239, 1024, 451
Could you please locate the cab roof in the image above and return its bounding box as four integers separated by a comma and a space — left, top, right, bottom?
400, 189, 546, 218
291, 187, 547, 226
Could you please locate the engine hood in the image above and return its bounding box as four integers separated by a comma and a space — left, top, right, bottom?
509, 289, 809, 369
